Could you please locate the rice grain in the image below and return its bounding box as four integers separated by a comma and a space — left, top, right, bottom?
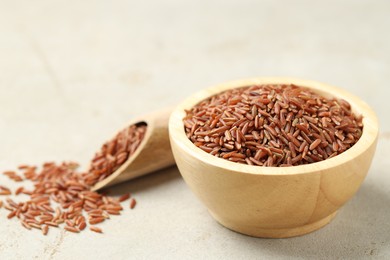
184, 84, 363, 166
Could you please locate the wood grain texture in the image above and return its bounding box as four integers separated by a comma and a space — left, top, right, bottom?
169, 77, 379, 238
92, 107, 175, 191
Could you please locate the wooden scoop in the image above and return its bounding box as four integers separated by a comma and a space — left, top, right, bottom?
91, 107, 175, 191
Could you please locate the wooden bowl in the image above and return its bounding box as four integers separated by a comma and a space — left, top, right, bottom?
169, 77, 379, 238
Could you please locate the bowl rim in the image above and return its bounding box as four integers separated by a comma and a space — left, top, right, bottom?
169, 77, 379, 176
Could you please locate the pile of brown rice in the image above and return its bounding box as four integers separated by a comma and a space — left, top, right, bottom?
0, 123, 146, 235
83, 123, 147, 186
183, 84, 363, 166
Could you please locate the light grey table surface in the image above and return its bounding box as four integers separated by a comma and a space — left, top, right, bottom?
1, 0, 389, 259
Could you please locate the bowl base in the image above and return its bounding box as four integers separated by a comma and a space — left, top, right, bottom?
210, 211, 338, 238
